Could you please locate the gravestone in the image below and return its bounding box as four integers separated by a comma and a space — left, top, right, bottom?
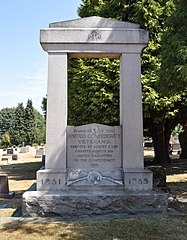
7, 148, 13, 155
23, 16, 168, 217
0, 174, 15, 198
12, 154, 18, 161
20, 147, 27, 153
35, 148, 44, 158
26, 145, 30, 152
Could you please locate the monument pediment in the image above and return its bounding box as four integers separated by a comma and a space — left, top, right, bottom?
49, 16, 139, 29
41, 16, 148, 57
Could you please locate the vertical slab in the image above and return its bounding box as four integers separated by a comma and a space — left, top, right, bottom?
67, 124, 121, 170
45, 53, 67, 169
120, 53, 144, 169
66, 124, 123, 187
0, 174, 15, 198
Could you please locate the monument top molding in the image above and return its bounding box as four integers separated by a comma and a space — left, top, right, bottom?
40, 16, 148, 57
49, 16, 140, 29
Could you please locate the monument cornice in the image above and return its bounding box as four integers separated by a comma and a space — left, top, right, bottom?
40, 28, 148, 45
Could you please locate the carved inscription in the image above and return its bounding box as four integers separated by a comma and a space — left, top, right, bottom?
128, 178, 149, 185
41, 179, 61, 185
88, 30, 101, 41
67, 124, 121, 170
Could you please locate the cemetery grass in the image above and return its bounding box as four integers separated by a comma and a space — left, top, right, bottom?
0, 148, 42, 217
0, 216, 187, 240
0, 149, 186, 240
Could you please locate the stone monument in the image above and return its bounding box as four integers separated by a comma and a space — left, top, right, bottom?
22, 16, 168, 217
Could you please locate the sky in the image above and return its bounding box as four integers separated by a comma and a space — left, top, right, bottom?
0, 0, 82, 114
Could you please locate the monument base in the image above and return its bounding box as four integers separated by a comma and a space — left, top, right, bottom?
22, 189, 168, 218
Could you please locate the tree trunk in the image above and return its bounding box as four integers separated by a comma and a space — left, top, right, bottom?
151, 121, 171, 165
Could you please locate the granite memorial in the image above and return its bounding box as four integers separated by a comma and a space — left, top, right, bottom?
23, 16, 168, 217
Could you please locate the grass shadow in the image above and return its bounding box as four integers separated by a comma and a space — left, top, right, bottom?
1, 217, 187, 240
0, 162, 42, 181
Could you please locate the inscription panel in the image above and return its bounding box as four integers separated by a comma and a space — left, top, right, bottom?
37, 170, 66, 191
67, 124, 121, 170
124, 171, 153, 191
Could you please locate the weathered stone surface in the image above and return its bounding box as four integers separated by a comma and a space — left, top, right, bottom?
22, 190, 168, 218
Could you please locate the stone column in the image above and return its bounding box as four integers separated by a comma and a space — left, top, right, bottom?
120, 53, 152, 191
37, 53, 68, 190
120, 53, 144, 169
45, 53, 68, 169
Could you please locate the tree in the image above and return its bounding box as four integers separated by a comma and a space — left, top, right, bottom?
24, 99, 37, 145
1, 132, 11, 147
35, 109, 45, 145
159, 0, 187, 94
41, 95, 47, 120
68, 58, 119, 125
0, 107, 15, 139
0, 101, 46, 146
11, 103, 26, 145
159, 0, 187, 158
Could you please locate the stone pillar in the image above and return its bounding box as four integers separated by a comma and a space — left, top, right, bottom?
46, 53, 68, 169
120, 53, 152, 191
120, 53, 144, 169
37, 53, 68, 190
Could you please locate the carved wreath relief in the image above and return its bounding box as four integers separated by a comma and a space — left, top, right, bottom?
88, 30, 102, 41
67, 168, 123, 186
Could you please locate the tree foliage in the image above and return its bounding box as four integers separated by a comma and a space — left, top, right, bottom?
0, 100, 45, 146
74, 0, 187, 164
24, 99, 37, 145
159, 0, 187, 94
68, 58, 119, 125
12, 103, 26, 145
41, 95, 47, 120
0, 107, 15, 138
1, 132, 11, 147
